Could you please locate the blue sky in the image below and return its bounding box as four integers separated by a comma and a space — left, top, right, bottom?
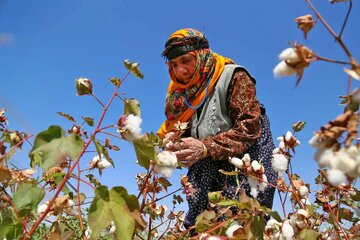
1, 0, 359, 214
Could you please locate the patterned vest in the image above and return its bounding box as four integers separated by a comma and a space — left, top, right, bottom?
190, 64, 255, 139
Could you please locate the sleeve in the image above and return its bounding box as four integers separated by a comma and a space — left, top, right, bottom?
201, 69, 262, 160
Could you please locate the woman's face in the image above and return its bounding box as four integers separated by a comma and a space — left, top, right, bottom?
169, 53, 197, 84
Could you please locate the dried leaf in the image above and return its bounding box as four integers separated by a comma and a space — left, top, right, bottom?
218, 169, 238, 176
0, 167, 12, 182
56, 112, 76, 122
158, 177, 172, 192
123, 59, 144, 79
295, 14, 315, 39
109, 77, 122, 87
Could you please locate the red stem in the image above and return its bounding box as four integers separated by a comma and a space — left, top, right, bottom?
25, 73, 124, 239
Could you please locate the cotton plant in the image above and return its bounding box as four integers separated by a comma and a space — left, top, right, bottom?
229, 153, 268, 198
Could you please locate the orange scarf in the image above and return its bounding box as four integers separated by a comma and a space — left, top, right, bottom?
158, 53, 233, 138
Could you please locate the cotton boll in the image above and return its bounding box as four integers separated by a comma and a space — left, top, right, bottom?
85, 227, 91, 239
314, 148, 335, 168
299, 185, 309, 197
279, 48, 300, 62
37, 202, 49, 216
242, 154, 251, 164
258, 174, 268, 192
333, 149, 357, 177
272, 154, 289, 176
156, 151, 178, 167
273, 61, 297, 78
285, 131, 293, 142
281, 221, 295, 240
279, 141, 286, 151
230, 157, 244, 168
251, 160, 262, 172
109, 221, 116, 234
226, 223, 242, 238
248, 177, 259, 189
250, 187, 259, 198
120, 114, 142, 141
327, 169, 347, 186
154, 165, 175, 178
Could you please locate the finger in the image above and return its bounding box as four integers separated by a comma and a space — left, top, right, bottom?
174, 149, 193, 158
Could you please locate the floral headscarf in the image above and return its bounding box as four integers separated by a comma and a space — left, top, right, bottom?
157, 28, 234, 137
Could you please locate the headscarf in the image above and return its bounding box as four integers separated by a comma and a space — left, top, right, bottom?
157, 28, 234, 138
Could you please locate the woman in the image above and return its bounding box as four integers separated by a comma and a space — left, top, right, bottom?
157, 28, 276, 229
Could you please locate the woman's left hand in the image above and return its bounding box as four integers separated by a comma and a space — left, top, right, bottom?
172, 137, 207, 167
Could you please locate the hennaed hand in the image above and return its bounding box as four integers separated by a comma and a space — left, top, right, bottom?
172, 137, 207, 167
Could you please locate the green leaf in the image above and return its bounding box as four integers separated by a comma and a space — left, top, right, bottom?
29, 126, 84, 171
0, 209, 22, 239
88, 186, 143, 240
124, 98, 141, 117
82, 116, 94, 126
250, 215, 265, 240
56, 112, 76, 122
268, 211, 282, 223
12, 182, 45, 217
132, 134, 156, 170
299, 228, 319, 240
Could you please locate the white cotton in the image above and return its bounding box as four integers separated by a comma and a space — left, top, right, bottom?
265, 219, 280, 230
242, 153, 251, 164
156, 151, 178, 167
272, 154, 289, 176
273, 61, 297, 78
301, 198, 311, 206
279, 48, 300, 62
251, 160, 262, 172
297, 209, 309, 218
208, 237, 222, 240
314, 148, 334, 168
277, 136, 284, 142
332, 149, 357, 177
248, 177, 259, 189
299, 185, 309, 197
279, 141, 286, 151
281, 221, 295, 240
92, 154, 112, 169
230, 157, 244, 169
85, 227, 91, 239
285, 131, 293, 142
109, 221, 116, 234
37, 202, 49, 216
273, 147, 282, 154
121, 114, 142, 141
226, 223, 242, 238
250, 187, 259, 198
68, 199, 75, 207
258, 174, 268, 192
154, 165, 175, 178
308, 135, 321, 147
327, 169, 347, 186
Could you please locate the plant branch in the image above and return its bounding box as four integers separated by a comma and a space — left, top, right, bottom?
339, 0, 352, 39
305, 0, 356, 64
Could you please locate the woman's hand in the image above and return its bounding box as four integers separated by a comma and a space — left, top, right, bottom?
173, 137, 207, 167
